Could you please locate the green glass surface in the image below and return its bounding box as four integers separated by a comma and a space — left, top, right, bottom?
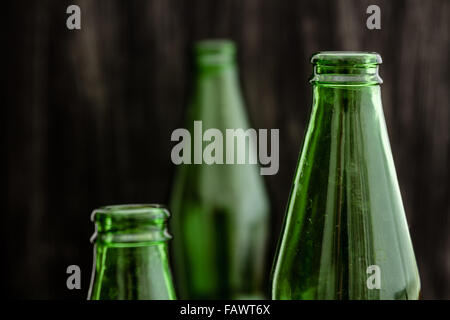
271, 52, 420, 300
88, 204, 176, 300
170, 40, 270, 299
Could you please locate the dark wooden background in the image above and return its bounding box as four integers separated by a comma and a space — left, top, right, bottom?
2, 0, 449, 299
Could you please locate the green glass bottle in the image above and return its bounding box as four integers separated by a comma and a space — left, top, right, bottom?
271, 52, 420, 300
170, 40, 270, 299
88, 204, 176, 300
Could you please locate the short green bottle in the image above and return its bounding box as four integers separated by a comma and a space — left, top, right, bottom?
271, 52, 420, 300
88, 204, 176, 300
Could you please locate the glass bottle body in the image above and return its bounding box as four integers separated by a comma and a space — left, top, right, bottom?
171, 40, 270, 299
271, 52, 420, 300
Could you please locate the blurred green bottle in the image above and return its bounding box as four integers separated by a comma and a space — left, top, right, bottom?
271, 52, 420, 300
170, 40, 270, 299
88, 204, 176, 300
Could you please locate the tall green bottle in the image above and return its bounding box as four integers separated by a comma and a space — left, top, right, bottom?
88, 204, 176, 300
170, 40, 269, 299
271, 52, 420, 300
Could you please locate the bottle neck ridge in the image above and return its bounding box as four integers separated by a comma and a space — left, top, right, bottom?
194, 39, 237, 72
310, 51, 383, 86
90, 204, 172, 247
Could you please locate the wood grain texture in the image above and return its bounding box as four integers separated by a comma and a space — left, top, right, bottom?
2, 0, 449, 299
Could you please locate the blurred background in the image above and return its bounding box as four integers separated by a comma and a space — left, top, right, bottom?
2, 0, 449, 299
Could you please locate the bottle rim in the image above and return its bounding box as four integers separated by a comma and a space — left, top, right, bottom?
195, 39, 236, 55
92, 204, 169, 219
194, 39, 236, 66
311, 51, 382, 66
90, 204, 172, 245
310, 51, 383, 85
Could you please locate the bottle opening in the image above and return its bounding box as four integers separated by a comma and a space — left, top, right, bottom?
91, 204, 172, 245
195, 39, 236, 66
310, 51, 383, 85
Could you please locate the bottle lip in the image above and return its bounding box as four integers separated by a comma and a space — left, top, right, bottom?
91, 204, 172, 245
195, 39, 236, 55
194, 39, 236, 66
311, 51, 382, 66
92, 204, 169, 219
310, 51, 383, 85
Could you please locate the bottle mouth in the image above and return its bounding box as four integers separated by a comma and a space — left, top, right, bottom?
91, 204, 172, 245
194, 39, 236, 66
310, 51, 383, 85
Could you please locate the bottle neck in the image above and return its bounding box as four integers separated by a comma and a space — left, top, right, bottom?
311, 65, 382, 86
311, 84, 382, 119
305, 82, 385, 190
194, 39, 237, 71
196, 54, 237, 72
88, 205, 176, 300
89, 242, 175, 300
90, 204, 172, 245
306, 83, 385, 177
194, 40, 239, 82
195, 59, 239, 83
190, 59, 248, 130
310, 51, 383, 86
192, 39, 242, 113
92, 224, 172, 247
309, 52, 383, 117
